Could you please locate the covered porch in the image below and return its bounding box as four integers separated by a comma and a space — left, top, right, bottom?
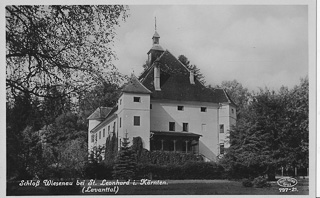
150, 131, 201, 154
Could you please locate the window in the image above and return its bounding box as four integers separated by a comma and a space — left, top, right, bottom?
134, 116, 140, 126
108, 125, 110, 133
177, 106, 184, 111
201, 124, 206, 132
201, 107, 207, 112
183, 123, 189, 132
220, 124, 224, 133
113, 122, 116, 132
95, 134, 97, 141
91, 135, 94, 143
99, 131, 101, 139
120, 117, 122, 128
231, 108, 234, 114
150, 104, 152, 109
120, 99, 122, 105
220, 143, 225, 154
134, 97, 141, 102
169, 122, 175, 131
103, 129, 105, 137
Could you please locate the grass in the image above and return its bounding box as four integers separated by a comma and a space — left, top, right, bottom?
7, 178, 309, 195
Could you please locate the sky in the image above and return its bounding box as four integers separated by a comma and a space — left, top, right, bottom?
112, 5, 309, 91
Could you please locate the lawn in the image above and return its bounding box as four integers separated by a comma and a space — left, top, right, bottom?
7, 178, 308, 195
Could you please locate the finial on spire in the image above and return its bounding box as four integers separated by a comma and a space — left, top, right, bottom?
155, 17, 157, 31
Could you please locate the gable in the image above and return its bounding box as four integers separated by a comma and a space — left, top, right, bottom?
122, 74, 151, 94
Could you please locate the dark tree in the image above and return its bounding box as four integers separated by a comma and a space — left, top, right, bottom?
104, 132, 118, 165
142, 60, 149, 71
113, 134, 137, 180
6, 93, 45, 179
178, 55, 206, 84
220, 78, 309, 180
79, 82, 120, 116
6, 5, 128, 98
215, 80, 251, 118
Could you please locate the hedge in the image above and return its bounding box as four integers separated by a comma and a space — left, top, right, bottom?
135, 161, 225, 180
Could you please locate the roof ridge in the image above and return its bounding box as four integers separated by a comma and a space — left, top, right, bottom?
122, 74, 151, 94
87, 106, 113, 120
90, 105, 118, 132
166, 49, 190, 73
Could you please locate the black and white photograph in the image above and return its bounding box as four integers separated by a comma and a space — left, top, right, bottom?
4, 0, 317, 196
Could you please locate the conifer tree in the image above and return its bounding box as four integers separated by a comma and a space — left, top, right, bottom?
112, 133, 137, 180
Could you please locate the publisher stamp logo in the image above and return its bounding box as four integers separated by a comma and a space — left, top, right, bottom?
277, 177, 298, 187
277, 177, 298, 193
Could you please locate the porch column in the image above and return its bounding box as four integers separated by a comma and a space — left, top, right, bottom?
197, 140, 200, 155
161, 139, 164, 151
173, 140, 176, 152
185, 140, 188, 153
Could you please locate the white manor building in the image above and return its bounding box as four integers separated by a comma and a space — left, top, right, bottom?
87, 30, 236, 162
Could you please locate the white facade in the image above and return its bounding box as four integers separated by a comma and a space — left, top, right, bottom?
88, 115, 117, 154
117, 92, 151, 150
88, 97, 236, 162
149, 100, 235, 161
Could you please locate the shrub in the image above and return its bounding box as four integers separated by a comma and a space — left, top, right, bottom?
135, 161, 225, 180
242, 179, 253, 187
139, 150, 202, 165
253, 176, 270, 188
84, 162, 113, 179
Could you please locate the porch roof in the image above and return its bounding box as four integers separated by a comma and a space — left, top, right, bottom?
151, 131, 202, 137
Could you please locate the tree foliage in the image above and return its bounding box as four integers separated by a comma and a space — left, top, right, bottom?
104, 132, 118, 165
78, 82, 120, 117
216, 80, 251, 118
220, 77, 309, 179
6, 93, 43, 179
178, 55, 206, 85
6, 5, 128, 97
113, 135, 137, 180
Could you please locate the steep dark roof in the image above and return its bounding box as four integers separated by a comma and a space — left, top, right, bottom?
140, 50, 231, 104
87, 107, 113, 120
122, 74, 151, 94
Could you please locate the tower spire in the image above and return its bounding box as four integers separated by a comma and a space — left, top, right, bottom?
148, 17, 164, 66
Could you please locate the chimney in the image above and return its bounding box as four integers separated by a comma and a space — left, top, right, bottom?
154, 64, 161, 91
190, 70, 195, 84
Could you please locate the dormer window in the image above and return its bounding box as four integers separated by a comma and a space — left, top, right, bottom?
201, 107, 207, 112
134, 97, 141, 102
177, 106, 184, 111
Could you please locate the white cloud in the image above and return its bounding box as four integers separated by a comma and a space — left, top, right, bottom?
113, 5, 308, 91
